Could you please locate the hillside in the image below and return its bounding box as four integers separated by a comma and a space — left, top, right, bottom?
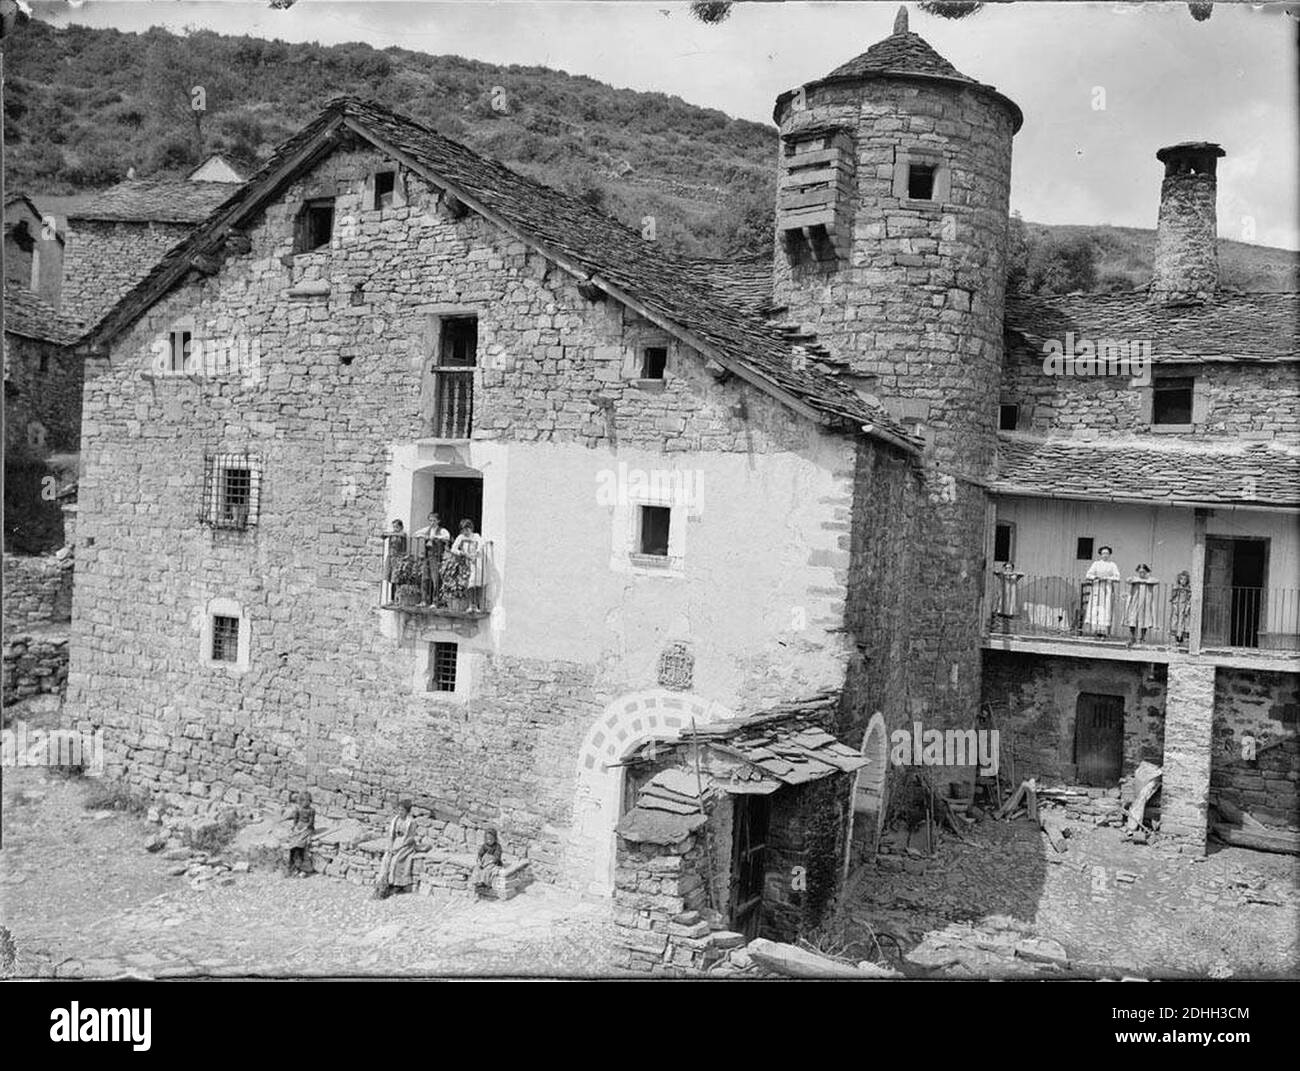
3, 19, 1296, 284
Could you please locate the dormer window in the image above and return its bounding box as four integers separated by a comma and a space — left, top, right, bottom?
374, 171, 396, 210
908, 163, 936, 200
294, 197, 334, 254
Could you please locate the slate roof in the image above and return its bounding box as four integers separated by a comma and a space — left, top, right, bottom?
1006, 291, 1300, 362
995, 433, 1300, 508
826, 30, 975, 83
88, 97, 921, 449
685, 256, 773, 313
70, 179, 243, 224
4, 283, 85, 346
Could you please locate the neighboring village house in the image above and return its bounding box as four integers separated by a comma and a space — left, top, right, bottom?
985, 143, 1300, 841
55, 12, 1297, 956
5, 191, 65, 306
59, 154, 244, 328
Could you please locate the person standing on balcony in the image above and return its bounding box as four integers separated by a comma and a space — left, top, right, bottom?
1084, 546, 1121, 637
1170, 570, 1193, 648
1124, 563, 1159, 647
442, 519, 485, 612
414, 511, 451, 606
383, 519, 407, 604
993, 561, 1025, 633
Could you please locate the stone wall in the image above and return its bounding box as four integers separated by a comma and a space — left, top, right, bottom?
613, 833, 718, 975
1160, 661, 1216, 848
980, 650, 1166, 784
1003, 341, 1300, 440
2, 551, 74, 633
61, 218, 191, 327
764, 776, 852, 941
2, 632, 70, 705
67, 141, 869, 890
1211, 668, 1299, 826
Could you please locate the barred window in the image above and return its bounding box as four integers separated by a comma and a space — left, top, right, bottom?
212, 615, 240, 662
658, 642, 694, 691
201, 453, 262, 530
429, 642, 458, 692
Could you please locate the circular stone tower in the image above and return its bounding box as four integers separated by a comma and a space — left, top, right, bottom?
771, 6, 1021, 482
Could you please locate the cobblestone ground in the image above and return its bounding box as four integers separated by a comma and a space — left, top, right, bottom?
848, 815, 1300, 978
0, 768, 620, 978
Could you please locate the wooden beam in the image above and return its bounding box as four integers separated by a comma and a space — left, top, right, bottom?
1189, 507, 1208, 655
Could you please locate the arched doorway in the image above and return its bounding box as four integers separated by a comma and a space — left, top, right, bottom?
844, 711, 890, 874
571, 690, 731, 897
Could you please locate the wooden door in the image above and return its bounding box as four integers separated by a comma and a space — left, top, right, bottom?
1202, 537, 1233, 646
433, 477, 483, 535
1074, 693, 1124, 787
730, 795, 770, 941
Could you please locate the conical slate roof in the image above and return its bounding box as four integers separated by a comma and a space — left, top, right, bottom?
825, 29, 975, 84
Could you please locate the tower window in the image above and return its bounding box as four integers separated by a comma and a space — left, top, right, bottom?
429, 642, 458, 692
907, 163, 936, 200
211, 615, 240, 662
373, 171, 396, 210
641, 346, 668, 380
294, 197, 334, 253
638, 506, 671, 557
1152, 375, 1194, 425
999, 404, 1020, 431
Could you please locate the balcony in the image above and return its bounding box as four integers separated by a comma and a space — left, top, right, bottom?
379, 533, 494, 619
983, 573, 1299, 664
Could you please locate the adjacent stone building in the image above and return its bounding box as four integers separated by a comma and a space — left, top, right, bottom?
58, 11, 1298, 950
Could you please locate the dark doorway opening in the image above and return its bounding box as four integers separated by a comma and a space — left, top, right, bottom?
432, 476, 483, 536
1203, 536, 1268, 647
1074, 693, 1124, 787
729, 795, 770, 941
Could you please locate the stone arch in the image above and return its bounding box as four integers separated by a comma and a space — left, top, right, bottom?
571, 689, 732, 897
845, 711, 890, 872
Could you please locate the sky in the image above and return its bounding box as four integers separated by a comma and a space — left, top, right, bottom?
29, 1, 1300, 248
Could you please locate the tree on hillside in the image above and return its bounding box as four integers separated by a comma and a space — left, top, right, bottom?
141, 29, 237, 165
1025, 232, 1099, 295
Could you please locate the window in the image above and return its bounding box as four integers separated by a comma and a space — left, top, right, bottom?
373, 170, 396, 210
907, 163, 936, 200
211, 616, 240, 662
1152, 375, 1194, 425
38, 352, 50, 374
638, 505, 671, 557
429, 642, 458, 692
994, 522, 1014, 563
641, 346, 668, 380
430, 316, 477, 438
169, 329, 192, 373
201, 453, 262, 530
999, 404, 1019, 431
294, 197, 334, 254
1076, 537, 1095, 561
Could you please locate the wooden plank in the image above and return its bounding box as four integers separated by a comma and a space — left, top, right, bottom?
1039, 813, 1068, 853
1026, 785, 1039, 822
747, 939, 901, 979
1211, 823, 1300, 855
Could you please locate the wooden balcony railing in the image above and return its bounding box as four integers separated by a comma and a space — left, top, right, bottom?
985, 573, 1300, 654
428, 368, 473, 439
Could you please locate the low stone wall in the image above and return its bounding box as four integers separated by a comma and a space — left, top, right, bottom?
2, 631, 69, 705
1211, 668, 1300, 826
2, 550, 74, 634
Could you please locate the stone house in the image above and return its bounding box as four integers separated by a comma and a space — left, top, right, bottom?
4, 192, 64, 307
60, 12, 1296, 946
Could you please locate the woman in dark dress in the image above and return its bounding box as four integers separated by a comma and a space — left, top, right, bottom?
469, 828, 503, 896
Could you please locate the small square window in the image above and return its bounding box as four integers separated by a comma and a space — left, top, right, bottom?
212, 615, 240, 662
294, 197, 334, 254
641, 346, 668, 380
1076, 537, 1095, 561
999, 404, 1019, 431
429, 642, 458, 692
170, 330, 192, 373
202, 453, 261, 530
221, 467, 251, 526
639, 505, 671, 557
1153, 375, 1194, 425
374, 171, 396, 210
907, 164, 936, 200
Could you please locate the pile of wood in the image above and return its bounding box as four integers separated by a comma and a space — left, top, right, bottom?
1211, 797, 1300, 856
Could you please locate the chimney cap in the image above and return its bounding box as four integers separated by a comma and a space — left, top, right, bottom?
1156, 141, 1225, 163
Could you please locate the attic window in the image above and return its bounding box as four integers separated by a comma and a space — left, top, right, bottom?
1152, 375, 1194, 425
641, 346, 668, 380
374, 171, 396, 210
294, 197, 334, 254
908, 163, 936, 200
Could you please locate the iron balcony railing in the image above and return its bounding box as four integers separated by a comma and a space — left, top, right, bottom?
428, 367, 473, 439
379, 532, 494, 618
985, 573, 1300, 653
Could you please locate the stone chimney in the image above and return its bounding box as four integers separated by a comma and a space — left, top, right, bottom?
1151, 141, 1225, 303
